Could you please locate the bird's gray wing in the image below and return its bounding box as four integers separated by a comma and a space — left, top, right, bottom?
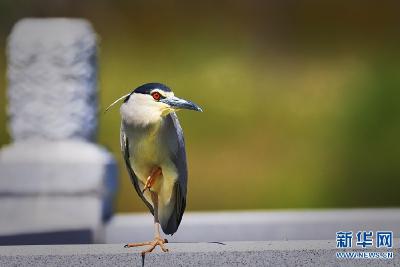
120, 123, 154, 215
160, 112, 187, 235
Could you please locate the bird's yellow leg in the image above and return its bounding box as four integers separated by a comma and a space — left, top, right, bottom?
124, 192, 169, 255
142, 167, 162, 193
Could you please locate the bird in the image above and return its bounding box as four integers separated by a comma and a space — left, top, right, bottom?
106, 82, 202, 255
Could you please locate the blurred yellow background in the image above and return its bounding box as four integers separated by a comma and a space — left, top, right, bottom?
1, 1, 399, 212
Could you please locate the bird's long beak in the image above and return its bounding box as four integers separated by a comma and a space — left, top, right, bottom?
161, 96, 203, 112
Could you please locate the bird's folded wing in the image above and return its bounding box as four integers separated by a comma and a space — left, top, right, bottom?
160, 113, 188, 234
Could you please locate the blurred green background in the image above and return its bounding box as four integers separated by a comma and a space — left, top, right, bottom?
0, 1, 400, 212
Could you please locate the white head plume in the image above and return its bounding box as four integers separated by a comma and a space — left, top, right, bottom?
105, 93, 130, 113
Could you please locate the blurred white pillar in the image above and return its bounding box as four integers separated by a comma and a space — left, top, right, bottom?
0, 18, 117, 244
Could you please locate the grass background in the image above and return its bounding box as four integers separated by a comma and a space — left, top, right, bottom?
0, 1, 400, 212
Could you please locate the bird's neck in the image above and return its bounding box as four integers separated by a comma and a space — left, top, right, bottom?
123, 116, 164, 138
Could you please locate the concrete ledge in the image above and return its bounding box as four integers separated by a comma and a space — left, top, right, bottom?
0, 241, 398, 266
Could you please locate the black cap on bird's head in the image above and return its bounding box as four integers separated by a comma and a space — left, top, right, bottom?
124, 83, 172, 103
133, 83, 172, 95
106, 82, 202, 113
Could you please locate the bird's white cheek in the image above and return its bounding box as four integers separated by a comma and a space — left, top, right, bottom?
144, 101, 170, 116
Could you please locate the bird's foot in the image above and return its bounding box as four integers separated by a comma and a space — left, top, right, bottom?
124, 237, 169, 255
142, 167, 162, 193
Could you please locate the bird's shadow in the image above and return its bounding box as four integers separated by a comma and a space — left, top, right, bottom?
170, 241, 226, 245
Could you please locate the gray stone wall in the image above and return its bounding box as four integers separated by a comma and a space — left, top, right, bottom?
0, 18, 117, 244
105, 209, 400, 243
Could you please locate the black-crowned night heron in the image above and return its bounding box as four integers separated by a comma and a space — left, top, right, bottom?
107, 83, 202, 255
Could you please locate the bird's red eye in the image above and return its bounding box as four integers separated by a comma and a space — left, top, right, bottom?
151, 92, 161, 101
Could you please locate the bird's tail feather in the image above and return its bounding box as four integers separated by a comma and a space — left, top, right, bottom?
159, 183, 186, 235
